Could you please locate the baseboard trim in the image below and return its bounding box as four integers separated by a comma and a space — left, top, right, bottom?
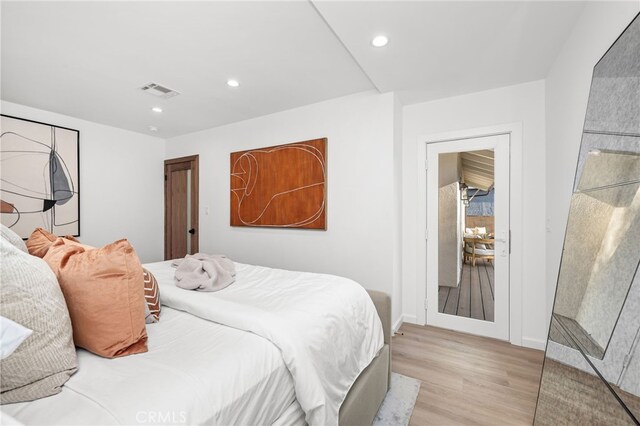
392, 316, 404, 333
522, 337, 547, 351
396, 316, 548, 351
402, 314, 418, 325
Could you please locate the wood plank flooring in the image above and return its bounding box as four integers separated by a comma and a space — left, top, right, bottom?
392, 323, 544, 425
439, 262, 494, 322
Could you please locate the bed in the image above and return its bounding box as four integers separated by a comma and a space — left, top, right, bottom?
1, 260, 391, 426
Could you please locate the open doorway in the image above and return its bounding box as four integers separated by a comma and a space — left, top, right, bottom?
164, 155, 199, 260
425, 134, 510, 341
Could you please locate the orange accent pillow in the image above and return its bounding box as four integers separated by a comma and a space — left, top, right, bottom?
43, 238, 148, 358
26, 228, 81, 258
63, 235, 81, 243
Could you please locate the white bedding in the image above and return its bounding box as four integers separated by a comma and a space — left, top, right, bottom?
2, 308, 300, 425
145, 261, 384, 426
2, 260, 383, 426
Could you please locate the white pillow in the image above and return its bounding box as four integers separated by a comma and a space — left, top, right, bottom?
0, 316, 32, 359
0, 224, 27, 253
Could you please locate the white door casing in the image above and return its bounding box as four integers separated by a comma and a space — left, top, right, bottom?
425, 134, 511, 341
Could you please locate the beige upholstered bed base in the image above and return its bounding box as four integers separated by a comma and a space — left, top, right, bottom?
339, 290, 391, 426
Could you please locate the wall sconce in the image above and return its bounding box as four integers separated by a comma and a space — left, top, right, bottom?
460, 183, 469, 207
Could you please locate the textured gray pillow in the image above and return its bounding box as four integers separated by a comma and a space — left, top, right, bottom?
0, 224, 27, 253
0, 239, 78, 403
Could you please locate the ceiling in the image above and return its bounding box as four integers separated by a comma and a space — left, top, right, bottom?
313, 1, 586, 104
461, 150, 494, 191
1, 1, 586, 138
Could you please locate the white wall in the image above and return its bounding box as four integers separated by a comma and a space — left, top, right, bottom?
545, 1, 640, 316
402, 80, 547, 348
1, 101, 165, 263
165, 91, 404, 325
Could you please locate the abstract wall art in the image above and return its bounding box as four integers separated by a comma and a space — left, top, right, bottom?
0, 115, 80, 238
230, 138, 326, 229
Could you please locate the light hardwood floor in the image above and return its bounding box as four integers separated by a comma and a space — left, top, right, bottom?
392, 323, 545, 425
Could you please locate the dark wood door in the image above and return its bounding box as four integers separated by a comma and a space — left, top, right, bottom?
164, 155, 199, 260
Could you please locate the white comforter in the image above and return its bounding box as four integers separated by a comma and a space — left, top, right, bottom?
145, 261, 384, 426
2, 307, 300, 425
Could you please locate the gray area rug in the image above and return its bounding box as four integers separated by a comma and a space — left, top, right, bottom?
373, 373, 421, 426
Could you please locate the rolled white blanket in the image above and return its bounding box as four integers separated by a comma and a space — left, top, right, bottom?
172, 254, 236, 292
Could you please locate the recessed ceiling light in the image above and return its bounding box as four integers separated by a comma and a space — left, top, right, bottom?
148, 125, 158, 132
227, 79, 240, 88
151, 107, 163, 113
371, 35, 389, 47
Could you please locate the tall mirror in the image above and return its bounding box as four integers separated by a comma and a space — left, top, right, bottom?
535, 12, 640, 425
550, 150, 640, 360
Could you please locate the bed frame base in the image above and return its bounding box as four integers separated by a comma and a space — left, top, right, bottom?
339, 345, 390, 426
338, 290, 392, 426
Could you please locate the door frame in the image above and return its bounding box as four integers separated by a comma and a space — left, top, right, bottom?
416, 123, 524, 346
426, 135, 510, 340
164, 155, 199, 260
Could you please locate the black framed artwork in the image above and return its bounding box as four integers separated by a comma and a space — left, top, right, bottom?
0, 114, 80, 238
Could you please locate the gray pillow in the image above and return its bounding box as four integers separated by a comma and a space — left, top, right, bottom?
0, 224, 27, 253
0, 239, 78, 403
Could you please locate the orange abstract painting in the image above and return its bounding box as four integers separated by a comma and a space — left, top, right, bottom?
230, 138, 326, 229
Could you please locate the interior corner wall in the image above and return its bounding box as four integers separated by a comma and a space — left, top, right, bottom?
401, 80, 547, 348
0, 101, 166, 263
392, 94, 404, 330
544, 2, 640, 319
164, 91, 402, 324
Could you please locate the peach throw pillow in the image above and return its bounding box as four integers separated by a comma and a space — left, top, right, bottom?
43, 238, 148, 358
26, 228, 81, 258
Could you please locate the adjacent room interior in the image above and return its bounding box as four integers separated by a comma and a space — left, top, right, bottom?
1, 1, 639, 425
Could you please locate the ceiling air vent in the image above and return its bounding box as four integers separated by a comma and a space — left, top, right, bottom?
140, 82, 180, 99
